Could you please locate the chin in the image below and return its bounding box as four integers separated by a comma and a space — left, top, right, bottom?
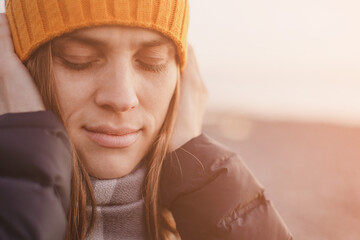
82, 150, 146, 179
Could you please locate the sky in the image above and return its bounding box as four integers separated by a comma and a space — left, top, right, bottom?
187, 0, 360, 125
1, 1, 360, 126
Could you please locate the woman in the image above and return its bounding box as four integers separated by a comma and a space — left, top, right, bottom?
0, 0, 292, 239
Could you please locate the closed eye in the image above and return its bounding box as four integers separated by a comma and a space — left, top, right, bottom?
136, 60, 167, 73
59, 57, 96, 71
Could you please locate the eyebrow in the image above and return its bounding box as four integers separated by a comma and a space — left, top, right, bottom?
139, 37, 171, 47
61, 34, 172, 49
61, 35, 103, 46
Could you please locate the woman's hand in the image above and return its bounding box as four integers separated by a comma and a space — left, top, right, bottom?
0, 13, 44, 115
171, 45, 208, 150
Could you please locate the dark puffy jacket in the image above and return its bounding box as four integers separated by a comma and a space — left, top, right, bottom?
0, 111, 71, 240
0, 111, 292, 239
160, 135, 293, 240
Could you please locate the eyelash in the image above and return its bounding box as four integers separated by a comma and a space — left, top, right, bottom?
137, 61, 166, 73
61, 58, 95, 71
60, 58, 166, 73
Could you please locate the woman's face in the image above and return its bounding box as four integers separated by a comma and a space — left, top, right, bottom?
51, 26, 178, 179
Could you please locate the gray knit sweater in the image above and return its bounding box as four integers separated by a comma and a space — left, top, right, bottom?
86, 162, 147, 240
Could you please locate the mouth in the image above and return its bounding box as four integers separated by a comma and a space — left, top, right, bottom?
83, 125, 141, 148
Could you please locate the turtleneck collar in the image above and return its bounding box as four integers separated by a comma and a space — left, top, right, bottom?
90, 161, 147, 205
86, 161, 148, 240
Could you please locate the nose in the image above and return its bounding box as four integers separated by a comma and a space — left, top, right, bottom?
94, 63, 139, 113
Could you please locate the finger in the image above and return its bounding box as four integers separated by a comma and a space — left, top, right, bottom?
182, 45, 201, 82
0, 13, 15, 57
186, 44, 200, 72
181, 44, 208, 96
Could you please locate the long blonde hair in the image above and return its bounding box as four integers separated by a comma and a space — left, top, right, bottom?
26, 41, 180, 240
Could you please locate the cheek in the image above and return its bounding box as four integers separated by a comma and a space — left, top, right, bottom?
52, 65, 94, 121
139, 67, 177, 129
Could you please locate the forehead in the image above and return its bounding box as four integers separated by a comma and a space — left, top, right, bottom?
55, 25, 173, 49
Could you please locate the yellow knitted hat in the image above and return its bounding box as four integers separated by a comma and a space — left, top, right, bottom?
5, 0, 189, 69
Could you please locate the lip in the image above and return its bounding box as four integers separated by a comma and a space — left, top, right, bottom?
83, 125, 141, 148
